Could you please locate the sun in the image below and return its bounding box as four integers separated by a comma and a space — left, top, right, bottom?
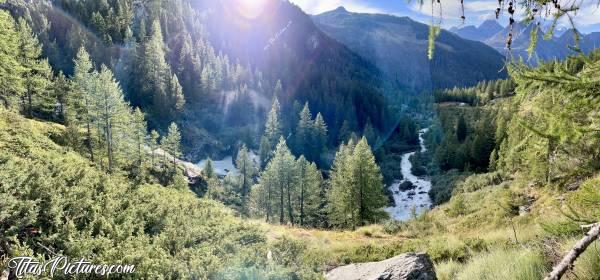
235, 0, 269, 19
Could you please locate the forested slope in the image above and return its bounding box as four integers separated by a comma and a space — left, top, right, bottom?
3, 0, 395, 161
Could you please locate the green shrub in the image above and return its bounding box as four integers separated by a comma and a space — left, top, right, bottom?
382, 220, 404, 235
459, 172, 503, 192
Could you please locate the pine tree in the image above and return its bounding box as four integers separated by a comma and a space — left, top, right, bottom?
167, 74, 185, 117
338, 120, 351, 144
295, 102, 313, 157
296, 156, 323, 226
95, 65, 131, 172
313, 112, 328, 164
132, 108, 147, 166
149, 130, 160, 166
351, 137, 387, 224
73, 47, 96, 162
261, 98, 282, 166
236, 144, 256, 215
202, 158, 216, 179
363, 118, 376, 147
140, 20, 172, 122
328, 138, 387, 229
162, 122, 182, 169
0, 11, 25, 109
259, 138, 297, 224
17, 19, 52, 118
327, 139, 356, 228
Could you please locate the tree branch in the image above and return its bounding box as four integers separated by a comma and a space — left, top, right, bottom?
544, 222, 600, 280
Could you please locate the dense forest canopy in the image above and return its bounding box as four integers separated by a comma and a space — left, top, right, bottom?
1, 0, 412, 163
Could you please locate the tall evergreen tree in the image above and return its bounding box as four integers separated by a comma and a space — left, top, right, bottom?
17, 19, 52, 118
202, 158, 216, 179
258, 138, 297, 225
328, 137, 387, 229
295, 102, 313, 157
296, 156, 323, 226
236, 144, 256, 215
162, 122, 182, 169
132, 107, 148, 166
0, 11, 25, 108
261, 98, 282, 166
149, 130, 160, 166
73, 47, 96, 162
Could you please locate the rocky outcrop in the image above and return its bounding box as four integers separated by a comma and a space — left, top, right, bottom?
326, 252, 436, 280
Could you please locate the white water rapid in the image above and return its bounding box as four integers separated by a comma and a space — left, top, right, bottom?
385, 128, 432, 221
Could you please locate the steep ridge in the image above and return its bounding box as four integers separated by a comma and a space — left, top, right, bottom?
313, 7, 507, 92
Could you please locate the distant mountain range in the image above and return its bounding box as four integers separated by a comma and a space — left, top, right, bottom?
450, 20, 600, 63
313, 7, 507, 93
449, 20, 504, 42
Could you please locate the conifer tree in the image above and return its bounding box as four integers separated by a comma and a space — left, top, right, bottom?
132, 108, 147, 166
17, 19, 52, 118
295, 102, 313, 157
202, 158, 216, 179
95, 65, 131, 172
328, 137, 387, 229
261, 98, 282, 166
73, 47, 96, 162
296, 156, 323, 226
0, 11, 25, 108
313, 113, 328, 153
259, 138, 297, 225
236, 144, 256, 215
162, 122, 182, 169
149, 130, 160, 166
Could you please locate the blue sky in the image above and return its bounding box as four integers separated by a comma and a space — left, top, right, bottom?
290, 0, 600, 33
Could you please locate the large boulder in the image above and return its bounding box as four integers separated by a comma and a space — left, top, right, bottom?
325, 252, 436, 280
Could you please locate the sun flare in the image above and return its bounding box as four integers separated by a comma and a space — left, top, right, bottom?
235, 0, 269, 19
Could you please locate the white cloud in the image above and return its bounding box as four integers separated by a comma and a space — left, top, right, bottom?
290, 0, 385, 15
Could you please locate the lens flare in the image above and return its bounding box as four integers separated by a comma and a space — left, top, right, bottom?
235, 0, 268, 19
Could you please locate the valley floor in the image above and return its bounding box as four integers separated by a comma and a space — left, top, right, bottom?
256, 171, 600, 279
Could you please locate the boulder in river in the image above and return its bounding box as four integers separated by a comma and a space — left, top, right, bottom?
398, 181, 416, 191
326, 252, 436, 280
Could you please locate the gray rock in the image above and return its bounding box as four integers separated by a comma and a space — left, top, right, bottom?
325, 252, 436, 280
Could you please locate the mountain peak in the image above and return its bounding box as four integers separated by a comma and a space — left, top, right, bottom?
333, 6, 348, 13
479, 19, 502, 30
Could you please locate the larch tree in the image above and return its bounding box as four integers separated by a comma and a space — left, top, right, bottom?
73, 47, 96, 162
236, 144, 256, 215
313, 112, 328, 158
95, 65, 131, 172
327, 137, 387, 229
259, 138, 297, 225
0, 11, 25, 109
149, 129, 160, 166
17, 19, 52, 118
132, 107, 148, 166
202, 158, 216, 179
296, 156, 323, 226
162, 122, 182, 169
260, 97, 282, 167
295, 102, 313, 158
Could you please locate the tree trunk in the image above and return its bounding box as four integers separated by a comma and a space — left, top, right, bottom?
544, 223, 600, 280
86, 121, 94, 162
279, 182, 285, 225
287, 179, 294, 226
300, 178, 305, 226
27, 90, 33, 118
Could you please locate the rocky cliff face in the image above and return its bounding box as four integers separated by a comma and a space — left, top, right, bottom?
325, 252, 437, 280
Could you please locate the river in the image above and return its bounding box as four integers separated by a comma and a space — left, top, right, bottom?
385, 128, 432, 221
